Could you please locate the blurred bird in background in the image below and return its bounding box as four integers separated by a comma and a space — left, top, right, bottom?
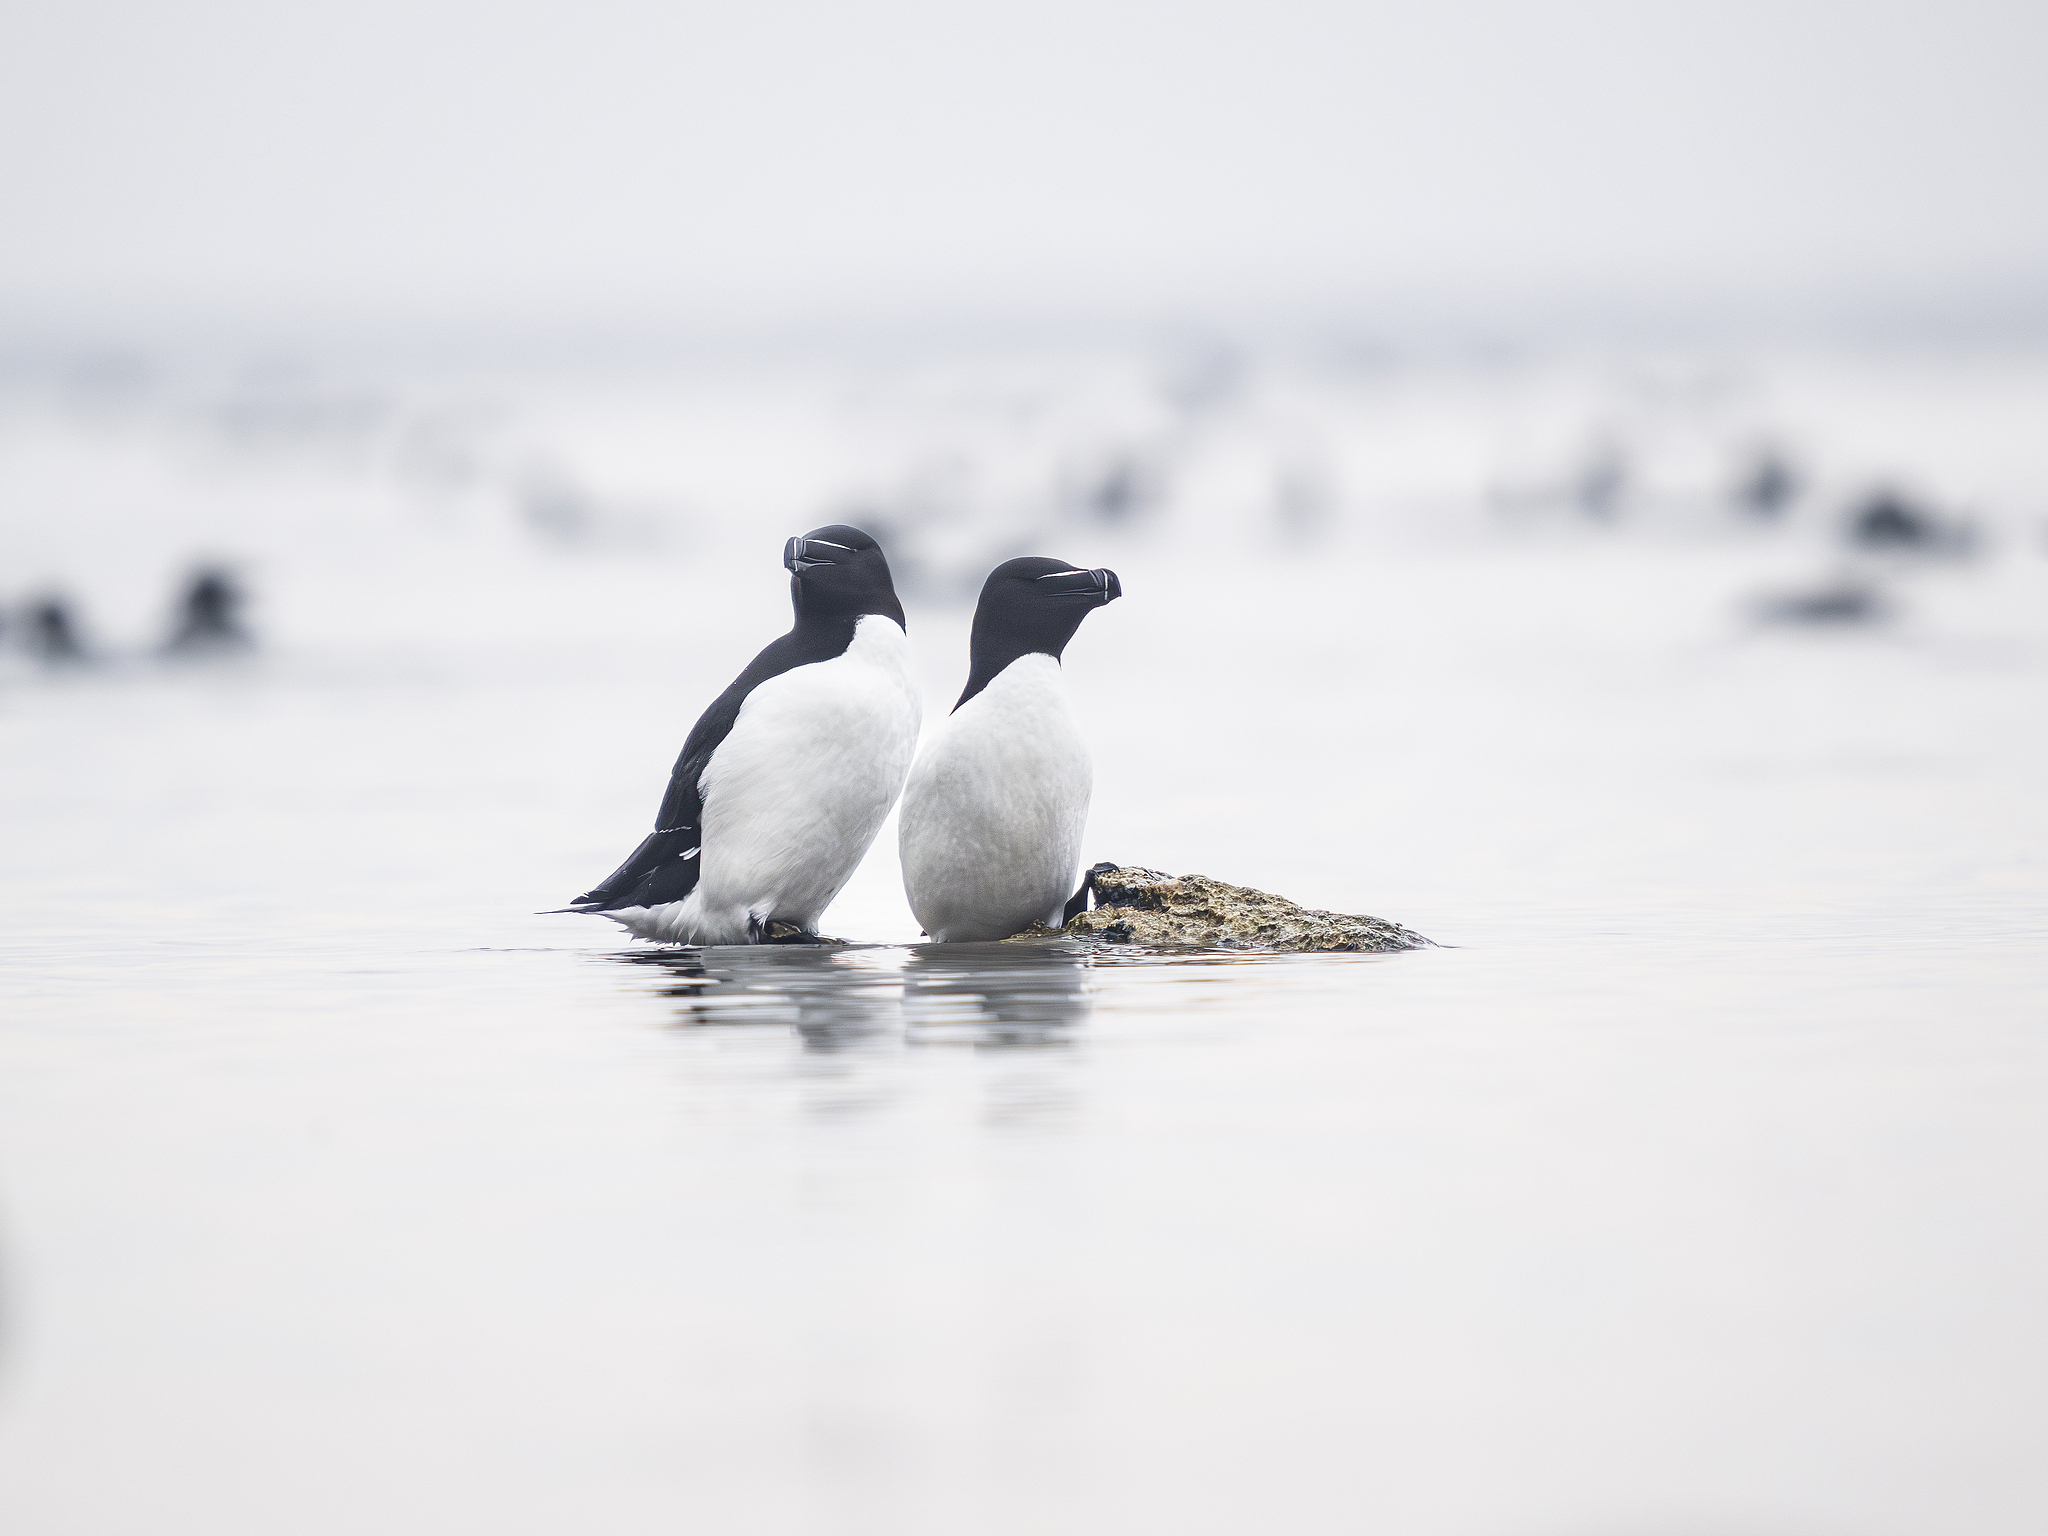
162, 567, 254, 656
22, 595, 87, 663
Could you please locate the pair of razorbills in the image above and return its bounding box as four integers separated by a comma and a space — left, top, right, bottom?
561, 525, 1121, 945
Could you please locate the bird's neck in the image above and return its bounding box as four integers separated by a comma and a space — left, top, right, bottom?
956, 642, 1064, 712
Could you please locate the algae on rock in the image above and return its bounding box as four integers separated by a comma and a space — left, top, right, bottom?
1019, 864, 1432, 952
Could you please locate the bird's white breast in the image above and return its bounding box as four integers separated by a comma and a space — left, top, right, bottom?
620, 615, 921, 944
898, 653, 1092, 943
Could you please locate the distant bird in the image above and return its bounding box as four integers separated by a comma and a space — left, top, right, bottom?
1750, 574, 1890, 626
1846, 490, 1971, 554
1574, 445, 1628, 521
1733, 448, 1800, 519
164, 567, 253, 654
24, 596, 85, 662
563, 525, 920, 944
898, 557, 1121, 943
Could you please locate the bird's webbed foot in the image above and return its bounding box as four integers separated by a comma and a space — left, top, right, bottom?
1063, 862, 1119, 924
747, 912, 825, 945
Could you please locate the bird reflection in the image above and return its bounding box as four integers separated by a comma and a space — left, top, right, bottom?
621, 945, 902, 1050
616, 940, 1092, 1050
900, 942, 1091, 1046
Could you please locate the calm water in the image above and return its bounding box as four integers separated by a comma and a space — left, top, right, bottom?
3, 350, 2047, 1533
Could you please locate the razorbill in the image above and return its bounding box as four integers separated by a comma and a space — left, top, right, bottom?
898, 557, 1121, 942
25, 595, 86, 662
564, 525, 921, 944
164, 567, 253, 654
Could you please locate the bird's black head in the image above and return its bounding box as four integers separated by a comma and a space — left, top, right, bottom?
783, 524, 905, 629
956, 555, 1121, 710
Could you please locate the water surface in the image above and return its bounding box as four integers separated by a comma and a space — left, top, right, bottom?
2, 353, 2047, 1533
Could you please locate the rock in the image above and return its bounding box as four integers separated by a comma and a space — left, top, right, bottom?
1002, 921, 1070, 942
1020, 864, 1432, 952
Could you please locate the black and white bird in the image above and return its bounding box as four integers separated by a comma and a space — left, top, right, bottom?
898, 557, 1121, 942
564, 526, 921, 944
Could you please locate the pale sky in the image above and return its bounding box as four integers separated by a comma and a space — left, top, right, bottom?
1, 0, 2044, 328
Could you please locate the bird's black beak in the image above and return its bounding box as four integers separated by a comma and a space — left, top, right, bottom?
784, 536, 833, 574
1036, 567, 1122, 604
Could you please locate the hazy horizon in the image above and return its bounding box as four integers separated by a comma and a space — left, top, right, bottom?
4, 0, 2045, 341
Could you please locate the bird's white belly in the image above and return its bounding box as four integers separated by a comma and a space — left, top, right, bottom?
898, 654, 1092, 943
615, 616, 921, 944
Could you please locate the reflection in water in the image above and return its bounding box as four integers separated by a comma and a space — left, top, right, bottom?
615, 940, 1092, 1049
618, 945, 904, 1050
900, 942, 1091, 1045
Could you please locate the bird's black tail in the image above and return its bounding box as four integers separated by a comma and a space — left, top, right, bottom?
561, 826, 704, 914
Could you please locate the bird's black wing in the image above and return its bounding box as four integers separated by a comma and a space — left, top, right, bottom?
565, 619, 856, 914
